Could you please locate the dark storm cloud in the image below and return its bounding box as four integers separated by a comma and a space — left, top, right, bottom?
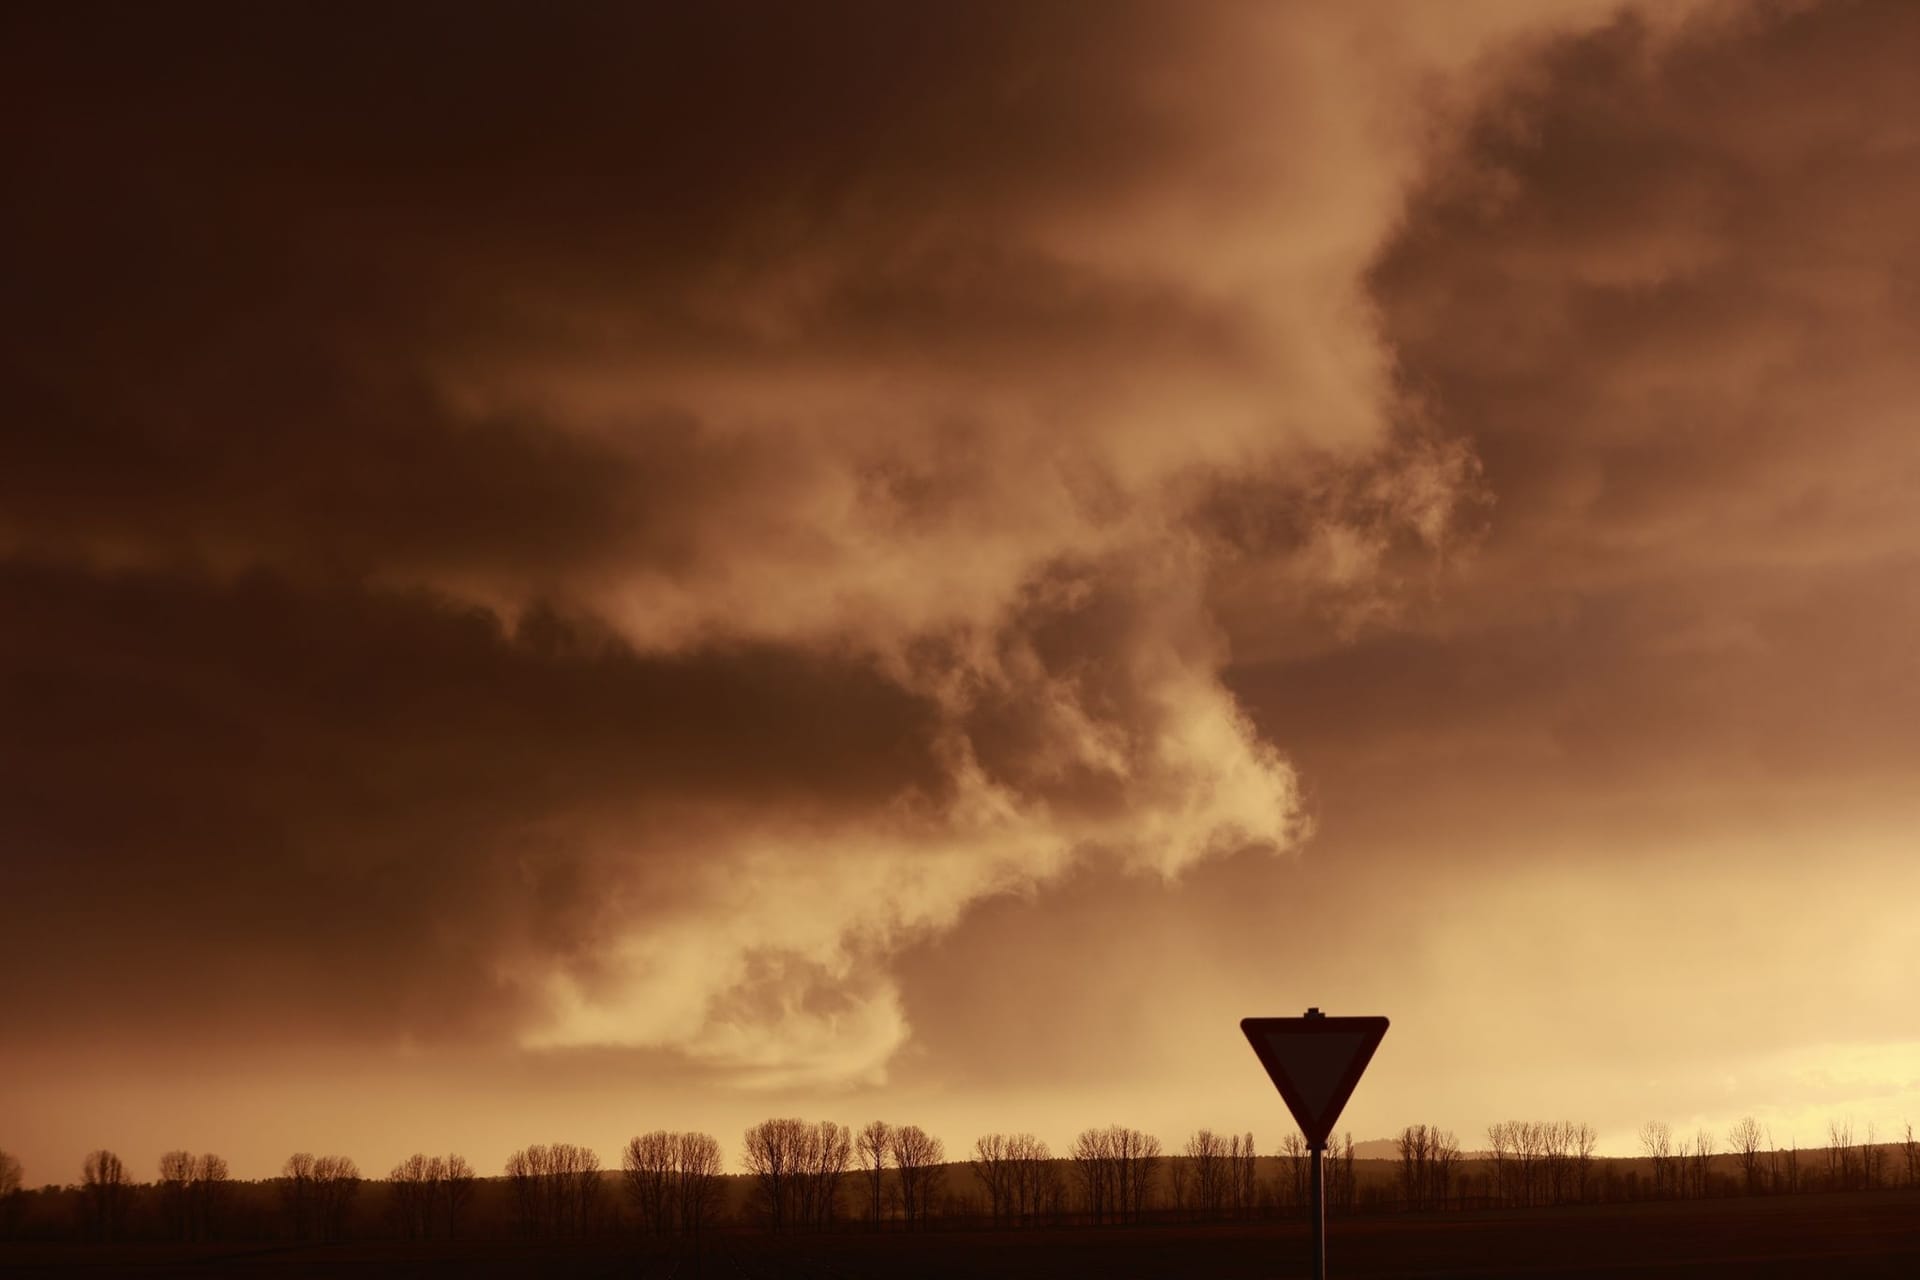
16, 1, 1485, 1076
1276, 0, 1920, 784
2, 3, 1237, 586
1368, 0, 1920, 597
0, 560, 943, 1042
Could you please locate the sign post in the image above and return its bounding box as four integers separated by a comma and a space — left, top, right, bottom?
1241, 1008, 1388, 1280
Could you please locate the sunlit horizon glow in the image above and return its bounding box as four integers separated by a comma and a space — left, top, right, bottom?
4, 0, 1918, 1188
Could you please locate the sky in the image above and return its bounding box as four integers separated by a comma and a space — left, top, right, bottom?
3, 0, 1918, 1183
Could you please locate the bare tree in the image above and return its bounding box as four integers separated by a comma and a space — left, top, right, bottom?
1070, 1129, 1113, 1225
674, 1133, 724, 1237
442, 1155, 474, 1240
1280, 1132, 1309, 1212
1511, 1122, 1542, 1206
742, 1119, 845, 1231
1638, 1123, 1673, 1199
1134, 1130, 1167, 1222
1486, 1123, 1512, 1206
1338, 1134, 1356, 1213
1398, 1125, 1462, 1210
1904, 1122, 1918, 1189
623, 1132, 676, 1235
796, 1121, 852, 1229
1228, 1132, 1254, 1219
1690, 1129, 1715, 1198
1826, 1118, 1857, 1192
557, 1144, 602, 1236
312, 1154, 361, 1241
1014, 1135, 1057, 1225
890, 1125, 944, 1230
1570, 1124, 1597, 1203
972, 1134, 1014, 1225
158, 1150, 196, 1239
743, 1118, 804, 1232
191, 1153, 230, 1240
857, 1121, 891, 1229
1186, 1129, 1227, 1219
1728, 1117, 1764, 1195
0, 1149, 24, 1239
1433, 1129, 1463, 1208
1541, 1122, 1570, 1205
282, 1152, 318, 1239
505, 1143, 599, 1237
1066, 1127, 1157, 1224
1778, 1133, 1801, 1195
504, 1147, 537, 1235
390, 1153, 446, 1240
82, 1149, 133, 1240
624, 1131, 722, 1236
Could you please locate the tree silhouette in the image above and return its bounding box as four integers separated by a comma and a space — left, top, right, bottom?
976, 1132, 1057, 1227
1775, 1132, 1801, 1195
1826, 1118, 1857, 1192
1638, 1122, 1673, 1199
799, 1121, 852, 1229
1729, 1117, 1764, 1195
277, 1152, 364, 1241
743, 1118, 804, 1233
1397, 1125, 1433, 1209
192, 1153, 230, 1240
1337, 1134, 1356, 1212
970, 1133, 1014, 1224
505, 1143, 599, 1237
1434, 1128, 1463, 1206
673, 1133, 724, 1237
622, 1132, 675, 1235
443, 1154, 476, 1239
1689, 1129, 1715, 1198
389, 1153, 445, 1240
0, 1148, 24, 1239
158, 1150, 195, 1239
1228, 1132, 1254, 1219
312, 1155, 361, 1241
81, 1149, 132, 1240
856, 1121, 891, 1229
1570, 1123, 1597, 1202
889, 1125, 943, 1230
623, 1131, 723, 1236
1069, 1128, 1113, 1225
281, 1152, 317, 1239
1185, 1129, 1227, 1219
1280, 1132, 1309, 1212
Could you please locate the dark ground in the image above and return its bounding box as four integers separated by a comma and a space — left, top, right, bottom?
4, 1191, 1917, 1277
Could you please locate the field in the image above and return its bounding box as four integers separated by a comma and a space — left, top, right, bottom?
3, 1191, 1917, 1277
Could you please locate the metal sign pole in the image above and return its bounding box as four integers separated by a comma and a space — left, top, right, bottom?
1311, 1141, 1327, 1280
1241, 1008, 1385, 1280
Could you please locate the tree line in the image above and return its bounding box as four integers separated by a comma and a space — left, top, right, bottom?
3, 1115, 1916, 1244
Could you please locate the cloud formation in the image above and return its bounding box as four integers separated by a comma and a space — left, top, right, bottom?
3, 2, 1552, 1082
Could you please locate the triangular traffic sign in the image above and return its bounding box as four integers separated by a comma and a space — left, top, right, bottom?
1242, 1012, 1388, 1148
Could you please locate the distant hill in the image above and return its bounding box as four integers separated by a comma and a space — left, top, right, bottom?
1350, 1139, 1400, 1160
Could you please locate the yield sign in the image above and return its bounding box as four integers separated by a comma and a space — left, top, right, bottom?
1242, 1011, 1388, 1148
